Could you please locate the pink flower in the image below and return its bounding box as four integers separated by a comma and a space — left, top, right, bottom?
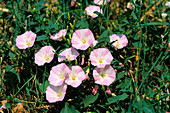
46, 84, 67, 103
58, 47, 79, 62
93, 65, 116, 86
81, 55, 85, 65
127, 2, 132, 9
50, 29, 67, 41
92, 85, 98, 95
48, 63, 69, 86
161, 35, 164, 38
94, 0, 110, 5
16, 31, 36, 49
35, 46, 55, 66
71, 29, 95, 50
85, 5, 103, 18
65, 66, 86, 88
106, 86, 111, 94
0, 103, 6, 110
85, 68, 90, 80
110, 34, 128, 49
90, 48, 113, 68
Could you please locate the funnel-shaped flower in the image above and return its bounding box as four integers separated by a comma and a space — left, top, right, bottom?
93, 65, 116, 86
50, 29, 67, 41
48, 63, 69, 86
92, 85, 98, 95
46, 84, 67, 103
110, 34, 128, 49
85, 5, 103, 18
35, 46, 55, 66
0, 103, 6, 110
16, 31, 36, 49
71, 29, 95, 50
106, 86, 111, 94
165, 2, 170, 7
58, 47, 79, 62
90, 48, 113, 68
94, 0, 110, 5
65, 66, 86, 88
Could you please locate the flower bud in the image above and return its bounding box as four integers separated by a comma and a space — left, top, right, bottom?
106, 86, 111, 94
70, 23, 74, 29
69, 34, 72, 39
92, 85, 98, 95
67, 39, 71, 45
68, 13, 70, 20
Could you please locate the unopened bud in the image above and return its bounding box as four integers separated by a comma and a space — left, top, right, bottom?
73, 20, 76, 26
67, 39, 71, 45
66, 25, 69, 30
85, 9, 87, 16
68, 13, 70, 20
69, 34, 72, 39
156, 94, 159, 100
43, 18, 46, 22
62, 35, 66, 41
70, 23, 74, 29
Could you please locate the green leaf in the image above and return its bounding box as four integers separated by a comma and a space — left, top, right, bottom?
97, 29, 109, 43
39, 80, 49, 93
76, 20, 89, 29
34, 1, 48, 6
107, 93, 129, 105
36, 35, 48, 41
82, 93, 99, 108
132, 11, 138, 20
8, 52, 16, 60
5, 103, 11, 109
115, 72, 127, 81
60, 102, 80, 113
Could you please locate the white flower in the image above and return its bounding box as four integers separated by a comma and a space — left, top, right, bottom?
161, 13, 168, 18
165, 2, 170, 7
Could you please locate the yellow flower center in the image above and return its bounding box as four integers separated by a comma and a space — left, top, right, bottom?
82, 40, 86, 44
45, 57, 50, 61
61, 75, 65, 79
57, 93, 62, 97
99, 59, 103, 63
26, 42, 31, 46
72, 77, 76, 81
101, 74, 106, 78
116, 43, 119, 47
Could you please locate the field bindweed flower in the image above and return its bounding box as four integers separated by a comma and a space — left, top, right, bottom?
90, 48, 113, 68
0, 103, 6, 110
48, 63, 69, 86
85, 5, 103, 18
94, 0, 110, 5
92, 85, 98, 95
50, 29, 67, 41
58, 47, 79, 62
16, 31, 36, 49
65, 66, 86, 88
35, 46, 55, 66
127, 2, 132, 9
71, 29, 95, 50
46, 84, 67, 103
165, 2, 170, 7
161, 13, 168, 18
110, 34, 128, 49
106, 86, 111, 94
93, 65, 116, 86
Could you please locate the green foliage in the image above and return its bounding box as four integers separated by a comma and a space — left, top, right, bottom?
0, 0, 169, 112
